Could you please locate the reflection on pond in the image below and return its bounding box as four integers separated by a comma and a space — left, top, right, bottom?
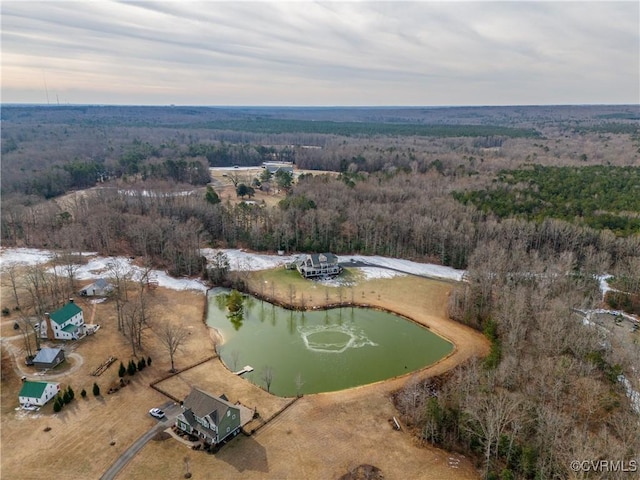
207, 289, 453, 397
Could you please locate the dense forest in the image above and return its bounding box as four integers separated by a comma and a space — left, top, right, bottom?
1, 104, 639, 479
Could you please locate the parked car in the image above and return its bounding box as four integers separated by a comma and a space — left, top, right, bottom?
149, 408, 165, 419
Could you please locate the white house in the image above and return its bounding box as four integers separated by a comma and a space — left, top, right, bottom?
18, 381, 60, 407
40, 300, 85, 341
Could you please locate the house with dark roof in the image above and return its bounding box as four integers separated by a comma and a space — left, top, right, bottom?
40, 300, 85, 340
175, 387, 241, 447
80, 278, 113, 297
18, 380, 60, 407
288, 253, 342, 278
32, 347, 65, 370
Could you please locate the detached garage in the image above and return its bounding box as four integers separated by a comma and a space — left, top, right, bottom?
18, 381, 60, 407
32, 348, 65, 370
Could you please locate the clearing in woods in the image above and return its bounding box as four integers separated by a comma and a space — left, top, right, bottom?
0, 262, 487, 480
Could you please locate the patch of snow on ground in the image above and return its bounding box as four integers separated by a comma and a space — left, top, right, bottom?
340, 255, 465, 282
357, 267, 407, 281
617, 375, 640, 414
0, 248, 55, 269
202, 249, 297, 271
597, 274, 614, 299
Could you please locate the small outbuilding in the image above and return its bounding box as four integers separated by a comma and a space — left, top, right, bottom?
18, 381, 60, 407
32, 347, 65, 370
80, 278, 113, 297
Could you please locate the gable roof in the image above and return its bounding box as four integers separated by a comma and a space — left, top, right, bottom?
33, 348, 63, 364
19, 381, 57, 398
49, 302, 82, 325
183, 387, 236, 423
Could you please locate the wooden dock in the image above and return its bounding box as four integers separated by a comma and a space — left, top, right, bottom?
234, 365, 254, 375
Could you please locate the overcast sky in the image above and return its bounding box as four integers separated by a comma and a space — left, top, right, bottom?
1, 1, 638, 106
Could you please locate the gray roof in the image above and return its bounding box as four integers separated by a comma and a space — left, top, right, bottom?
183, 387, 235, 425
295, 253, 339, 267
33, 348, 63, 364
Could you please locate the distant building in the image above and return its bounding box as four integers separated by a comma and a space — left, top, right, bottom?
18, 380, 60, 407
80, 278, 113, 297
175, 388, 242, 448
287, 253, 342, 278
40, 300, 85, 341
262, 162, 294, 174
32, 347, 65, 370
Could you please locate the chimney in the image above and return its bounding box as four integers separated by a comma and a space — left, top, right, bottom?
69, 298, 74, 304
44, 313, 54, 341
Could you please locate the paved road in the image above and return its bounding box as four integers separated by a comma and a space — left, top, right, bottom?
100, 402, 182, 480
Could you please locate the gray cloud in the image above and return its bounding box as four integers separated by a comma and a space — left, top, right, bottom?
1, 1, 638, 105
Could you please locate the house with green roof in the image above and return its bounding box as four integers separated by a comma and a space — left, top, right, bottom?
18, 380, 60, 407
40, 300, 86, 341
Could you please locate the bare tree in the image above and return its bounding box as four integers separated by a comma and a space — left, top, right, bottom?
157, 321, 190, 372
261, 366, 274, 393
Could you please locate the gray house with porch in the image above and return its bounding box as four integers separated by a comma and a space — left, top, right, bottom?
175, 388, 242, 448
287, 253, 342, 278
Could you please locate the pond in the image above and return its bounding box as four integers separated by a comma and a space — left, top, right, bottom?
207, 289, 453, 397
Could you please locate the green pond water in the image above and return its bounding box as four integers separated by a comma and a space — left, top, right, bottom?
207, 290, 453, 397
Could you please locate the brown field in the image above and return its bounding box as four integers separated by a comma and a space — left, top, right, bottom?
1, 265, 487, 479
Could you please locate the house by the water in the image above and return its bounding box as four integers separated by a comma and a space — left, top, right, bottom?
287, 253, 342, 278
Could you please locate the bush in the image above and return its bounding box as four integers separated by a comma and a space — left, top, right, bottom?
80, 388, 87, 398
93, 382, 100, 396
147, 356, 152, 366
2, 307, 10, 316
127, 360, 137, 376
118, 362, 126, 377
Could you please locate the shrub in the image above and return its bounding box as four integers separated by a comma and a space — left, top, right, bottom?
127, 360, 137, 376
2, 307, 10, 316
147, 356, 152, 366
80, 388, 87, 398
118, 362, 126, 377
93, 382, 100, 396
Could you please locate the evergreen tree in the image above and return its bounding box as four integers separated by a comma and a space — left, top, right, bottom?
127, 359, 137, 375
67, 386, 75, 400
118, 362, 126, 377
63, 390, 71, 405
53, 397, 62, 413
80, 388, 87, 398
93, 382, 100, 396
147, 356, 152, 366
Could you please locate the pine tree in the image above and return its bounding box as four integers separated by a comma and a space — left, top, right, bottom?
63, 390, 71, 404
147, 356, 152, 366
127, 359, 137, 376
53, 397, 62, 413
93, 382, 100, 396
67, 386, 75, 401
118, 362, 126, 377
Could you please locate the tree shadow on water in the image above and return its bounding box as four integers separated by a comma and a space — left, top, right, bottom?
216, 436, 269, 473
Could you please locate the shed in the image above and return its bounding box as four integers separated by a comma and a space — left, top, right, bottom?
18, 381, 60, 407
32, 347, 65, 370
80, 278, 113, 297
